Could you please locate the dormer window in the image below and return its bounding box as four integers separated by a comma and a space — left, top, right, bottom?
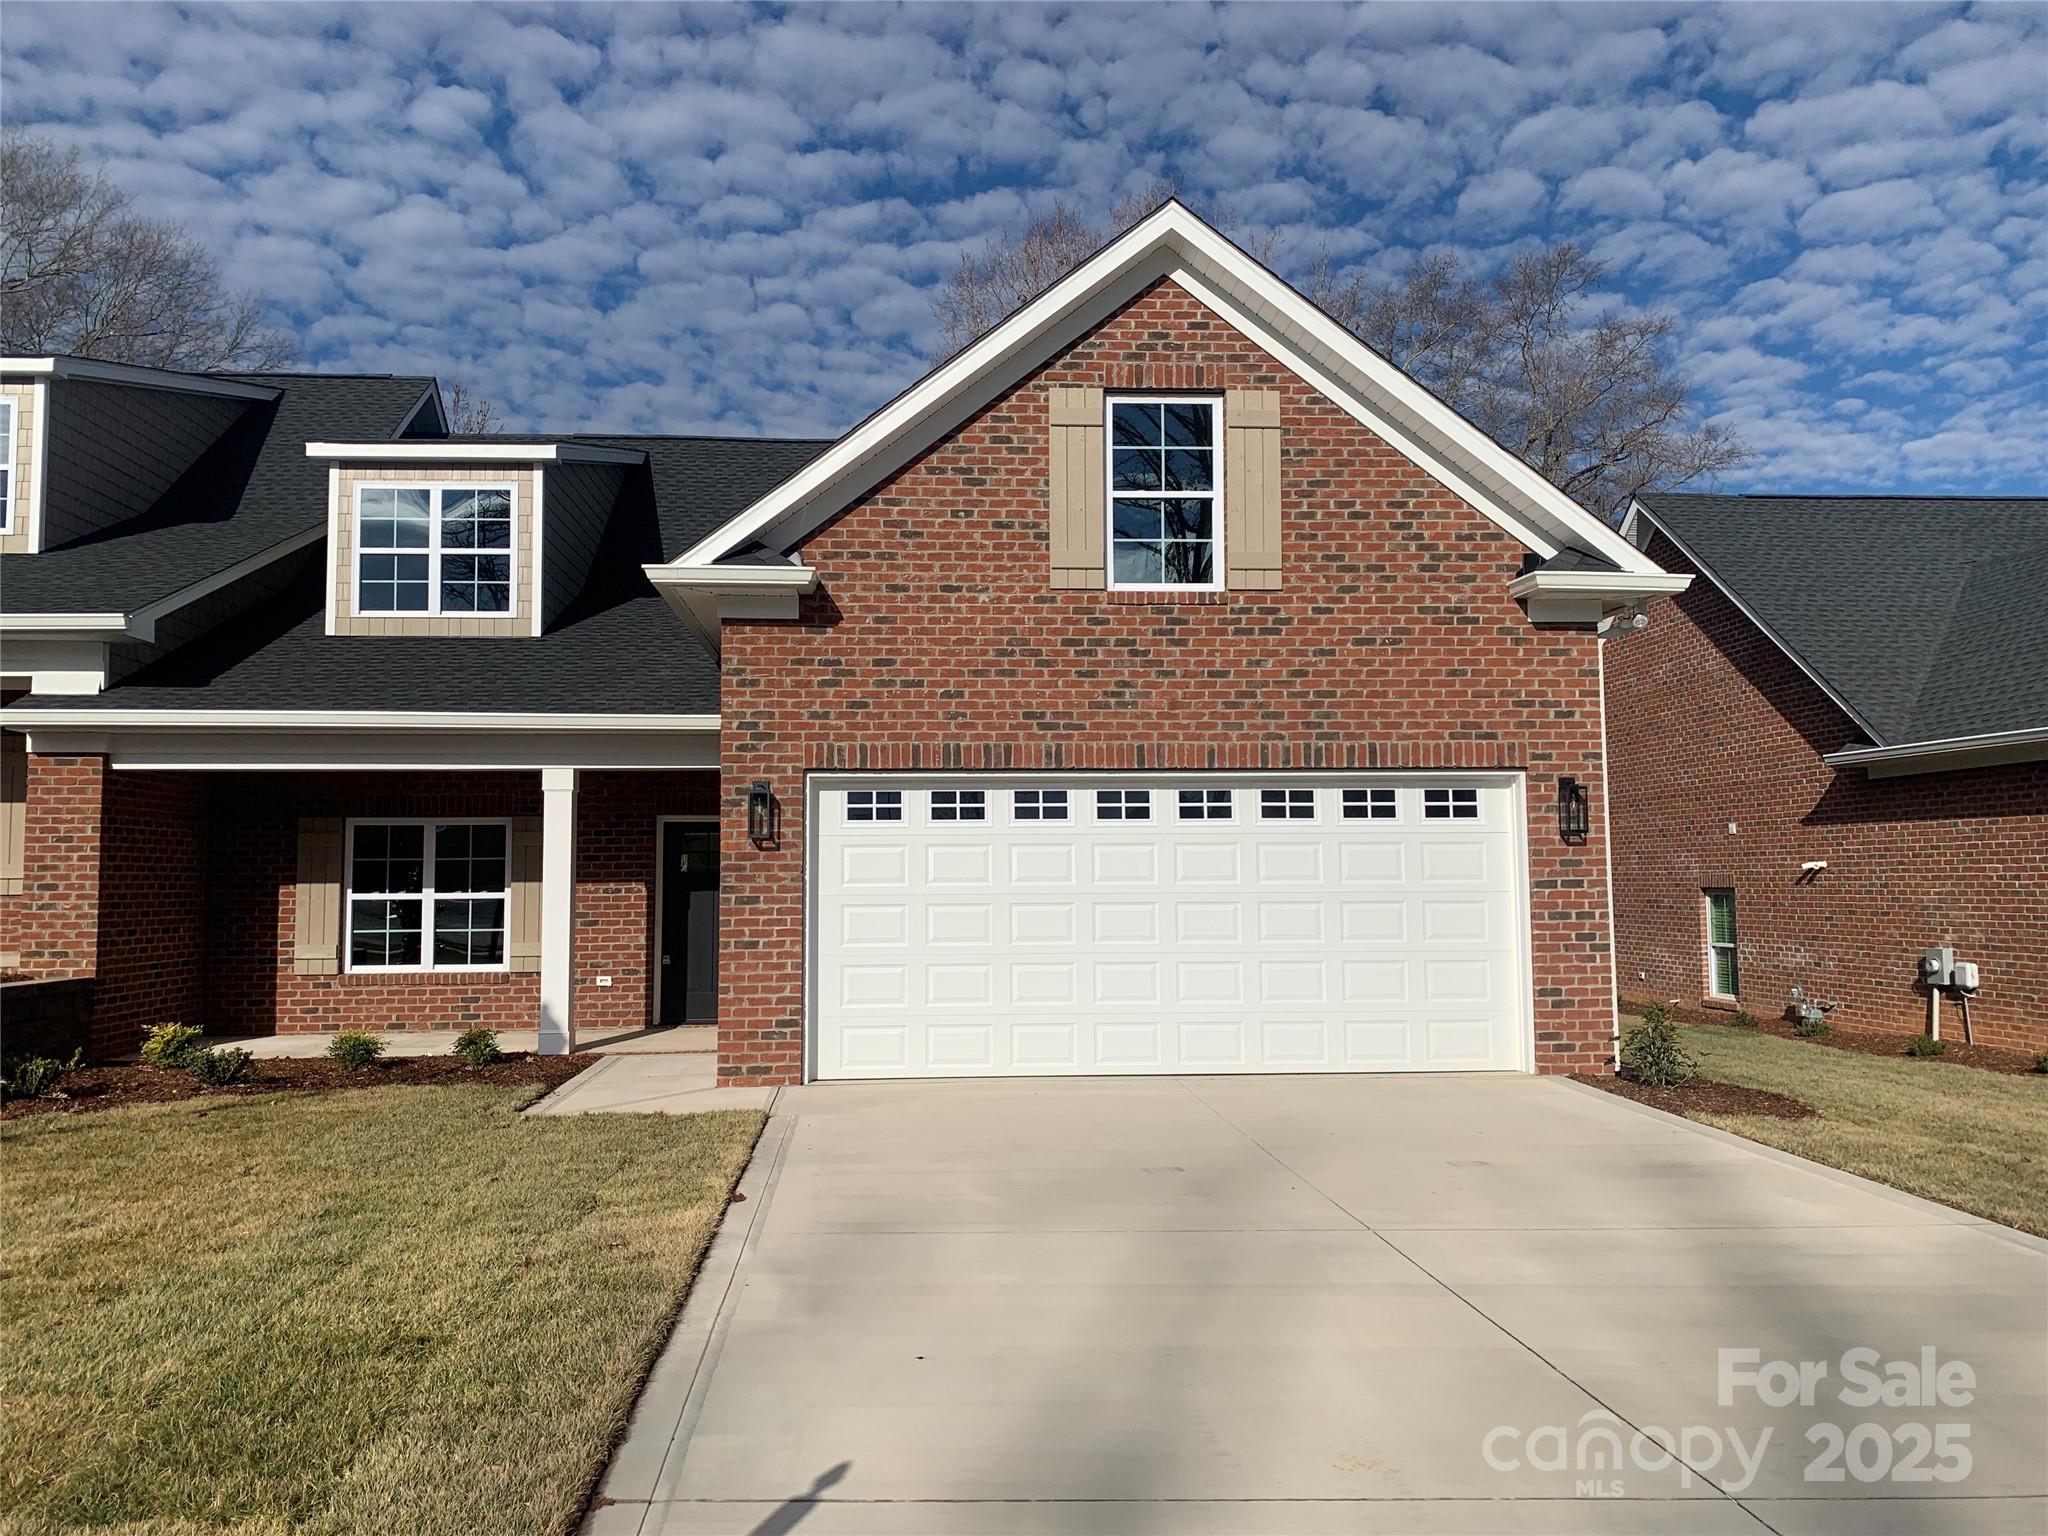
355, 484, 513, 615
1108, 396, 1219, 589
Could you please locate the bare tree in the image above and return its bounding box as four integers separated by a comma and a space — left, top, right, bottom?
445, 379, 499, 435
939, 198, 1745, 515
0, 131, 296, 371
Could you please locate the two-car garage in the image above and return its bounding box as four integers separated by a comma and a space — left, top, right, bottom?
809, 775, 1532, 1080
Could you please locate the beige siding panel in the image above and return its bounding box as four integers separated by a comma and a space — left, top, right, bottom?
508, 815, 542, 972
293, 817, 343, 976
331, 465, 534, 636
0, 378, 39, 555
1046, 385, 1105, 589
0, 731, 24, 898
1225, 388, 1283, 590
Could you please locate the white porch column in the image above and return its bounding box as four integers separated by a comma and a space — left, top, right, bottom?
538, 767, 578, 1055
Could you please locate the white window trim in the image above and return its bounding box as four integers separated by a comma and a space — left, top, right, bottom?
1341, 786, 1401, 822
343, 817, 513, 974
1103, 393, 1224, 592
1705, 890, 1739, 1001
0, 397, 15, 534
351, 482, 519, 619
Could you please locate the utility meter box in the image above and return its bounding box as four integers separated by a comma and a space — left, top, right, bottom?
1922, 948, 1955, 987
1951, 960, 1981, 993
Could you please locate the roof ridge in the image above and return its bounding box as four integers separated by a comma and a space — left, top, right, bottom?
1643, 492, 2048, 504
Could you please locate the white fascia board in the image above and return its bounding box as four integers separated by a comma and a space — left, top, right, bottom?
0, 708, 719, 733
131, 524, 325, 629
0, 612, 142, 640
1506, 570, 1694, 599
305, 441, 644, 465
1630, 506, 1890, 745
1823, 727, 2048, 777
643, 563, 818, 592
671, 200, 1663, 578
16, 728, 720, 772
0, 356, 278, 401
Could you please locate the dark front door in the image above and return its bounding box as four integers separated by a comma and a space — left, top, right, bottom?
659, 823, 720, 1025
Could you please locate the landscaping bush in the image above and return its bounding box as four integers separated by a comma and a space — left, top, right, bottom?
1730, 1011, 1761, 1029
1794, 1015, 1831, 1038
3, 1051, 82, 1100
1619, 1018, 1697, 1087
326, 1031, 385, 1070
2036, 1053, 2048, 1075
187, 1047, 256, 1086
140, 1023, 206, 1069
451, 1028, 503, 1067
1638, 1002, 1674, 1029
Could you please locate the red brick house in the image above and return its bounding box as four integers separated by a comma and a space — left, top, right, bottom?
2, 204, 1688, 1082
1608, 493, 2047, 1055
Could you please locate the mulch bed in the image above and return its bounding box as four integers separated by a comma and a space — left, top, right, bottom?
1716, 1016, 2043, 1076
2, 1052, 601, 1121
1573, 1072, 1818, 1120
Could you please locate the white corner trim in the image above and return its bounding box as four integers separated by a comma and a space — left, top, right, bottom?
1823, 727, 2048, 777
0, 356, 279, 400
668, 200, 1665, 578
305, 441, 644, 465
531, 463, 547, 637
1630, 505, 1890, 745
325, 463, 341, 636
0, 707, 720, 733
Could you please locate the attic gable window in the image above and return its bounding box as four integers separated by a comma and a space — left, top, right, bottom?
1108, 397, 1218, 588
355, 484, 513, 615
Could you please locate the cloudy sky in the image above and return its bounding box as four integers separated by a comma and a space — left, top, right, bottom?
6, 2, 2043, 492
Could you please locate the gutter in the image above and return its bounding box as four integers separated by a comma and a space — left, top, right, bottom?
0, 708, 720, 733
1824, 726, 2048, 778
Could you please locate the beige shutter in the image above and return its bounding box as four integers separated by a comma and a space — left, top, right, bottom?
0, 733, 24, 899
1225, 389, 1282, 589
507, 816, 543, 973
292, 818, 343, 975
1047, 386, 1106, 589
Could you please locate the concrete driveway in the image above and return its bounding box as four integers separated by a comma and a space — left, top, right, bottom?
589, 1074, 2048, 1535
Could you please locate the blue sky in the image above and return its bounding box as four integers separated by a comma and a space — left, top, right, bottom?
6, 2, 2043, 492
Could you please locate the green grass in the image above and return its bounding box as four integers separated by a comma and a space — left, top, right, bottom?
0, 1085, 764, 1536
1671, 1023, 2048, 1238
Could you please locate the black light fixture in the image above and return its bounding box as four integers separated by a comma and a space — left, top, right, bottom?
1556, 776, 1590, 844
746, 779, 777, 846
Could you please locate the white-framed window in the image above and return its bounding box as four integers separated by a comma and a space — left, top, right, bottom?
354, 484, 514, 616
1108, 396, 1220, 589
1423, 787, 1479, 820
930, 788, 986, 822
1261, 787, 1316, 820
846, 790, 901, 822
1178, 787, 1232, 820
1343, 787, 1397, 820
1096, 787, 1151, 821
0, 398, 14, 533
1706, 890, 1739, 999
345, 820, 509, 972
1013, 788, 1068, 821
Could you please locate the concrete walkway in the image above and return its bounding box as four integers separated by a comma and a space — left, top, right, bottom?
527, 1052, 779, 1116
588, 1073, 2047, 1535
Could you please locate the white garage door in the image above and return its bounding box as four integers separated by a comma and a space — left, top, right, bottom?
811, 776, 1529, 1080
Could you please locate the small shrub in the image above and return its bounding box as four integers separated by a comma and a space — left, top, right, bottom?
187, 1046, 255, 1086
3, 1051, 82, 1100
140, 1023, 205, 1069
1730, 1011, 1761, 1029
1620, 1018, 1697, 1088
1794, 1015, 1831, 1038
1638, 1002, 1674, 1029
326, 1031, 385, 1070
1903, 1036, 1946, 1058
451, 1028, 503, 1067
2035, 1053, 2048, 1075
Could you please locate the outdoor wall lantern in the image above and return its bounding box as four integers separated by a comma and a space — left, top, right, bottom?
1556, 776, 1590, 845
747, 780, 777, 846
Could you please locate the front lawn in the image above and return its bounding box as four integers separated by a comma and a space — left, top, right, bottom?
1668, 1023, 2048, 1238
1, 1084, 762, 1536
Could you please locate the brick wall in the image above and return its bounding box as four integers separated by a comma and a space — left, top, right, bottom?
1607, 532, 2048, 1053
717, 277, 1616, 1085
8, 756, 715, 1054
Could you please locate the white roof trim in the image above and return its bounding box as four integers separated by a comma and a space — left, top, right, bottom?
1823, 727, 2048, 770
305, 441, 644, 465
1628, 501, 1890, 745
0, 356, 278, 400
0, 612, 139, 639
1506, 570, 1693, 599
131, 525, 325, 630
0, 708, 719, 733
671, 200, 1664, 577
643, 563, 817, 592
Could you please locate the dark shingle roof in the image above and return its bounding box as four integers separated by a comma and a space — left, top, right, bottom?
1634, 494, 2048, 744
11, 436, 831, 716
1532, 547, 1621, 575
2, 373, 432, 614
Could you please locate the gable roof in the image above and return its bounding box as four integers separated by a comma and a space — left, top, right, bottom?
658, 200, 1668, 587
2, 372, 433, 617
1629, 493, 2048, 747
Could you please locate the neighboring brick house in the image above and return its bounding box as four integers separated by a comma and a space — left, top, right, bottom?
1608, 493, 2047, 1055
3, 204, 1688, 1081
